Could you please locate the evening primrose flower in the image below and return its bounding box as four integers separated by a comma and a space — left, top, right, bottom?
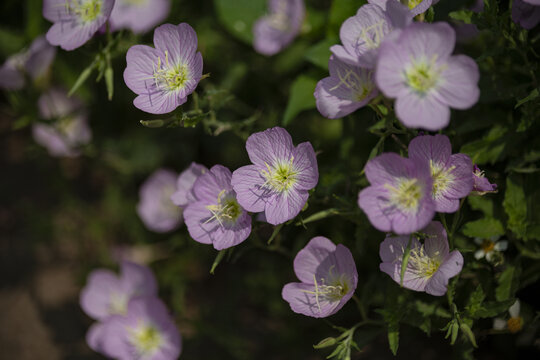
368, 0, 439, 16
96, 297, 182, 360
379, 221, 463, 296
375, 22, 480, 130
512, 0, 540, 30
109, 0, 170, 34
184, 165, 252, 250
408, 134, 473, 213
358, 153, 435, 234
32, 87, 92, 157
124, 23, 203, 114
43, 0, 115, 51
253, 0, 305, 56
170, 162, 208, 207
493, 300, 524, 333
330, 2, 410, 69
474, 236, 508, 264
80, 261, 158, 321
282, 236, 358, 318
314, 55, 378, 119
231, 127, 318, 225
137, 169, 182, 233
471, 164, 497, 195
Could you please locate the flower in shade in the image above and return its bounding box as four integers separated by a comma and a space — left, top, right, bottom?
0, 36, 56, 90
124, 23, 203, 114
358, 153, 435, 234
80, 261, 158, 321
471, 164, 497, 195
109, 0, 170, 34
493, 300, 524, 333
32, 87, 92, 157
253, 0, 305, 56
408, 134, 473, 213
474, 235, 507, 265
171, 162, 208, 208
512, 0, 540, 30
314, 55, 378, 119
43, 0, 115, 51
375, 22, 480, 130
91, 297, 181, 360
379, 221, 463, 296
368, 0, 440, 16
330, 2, 410, 69
137, 169, 182, 233
231, 127, 318, 225
282, 236, 358, 318
184, 165, 252, 250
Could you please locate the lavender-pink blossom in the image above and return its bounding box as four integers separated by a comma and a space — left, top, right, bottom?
282, 236, 358, 318
170, 162, 208, 207
471, 165, 497, 195
358, 153, 435, 235
231, 127, 318, 225
368, 0, 439, 16
253, 0, 305, 56
137, 169, 182, 233
43, 0, 115, 51
379, 221, 463, 296
512, 0, 540, 29
314, 55, 378, 119
124, 23, 203, 114
184, 165, 252, 250
408, 134, 473, 213
109, 0, 171, 34
375, 22, 480, 130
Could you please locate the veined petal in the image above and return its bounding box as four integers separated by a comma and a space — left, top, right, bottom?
245, 127, 294, 167
293, 236, 337, 284
282, 282, 341, 318
292, 142, 318, 190
265, 189, 308, 225
436, 54, 480, 110
231, 165, 268, 213
153, 23, 198, 66
395, 90, 450, 130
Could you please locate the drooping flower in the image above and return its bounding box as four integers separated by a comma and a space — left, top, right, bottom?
43, 0, 115, 51
184, 165, 252, 250
493, 300, 524, 333
94, 297, 182, 360
314, 55, 378, 119
80, 261, 158, 321
109, 0, 171, 34
474, 235, 507, 264
512, 0, 540, 30
368, 0, 440, 16
253, 0, 305, 56
471, 164, 497, 195
379, 221, 463, 296
170, 162, 208, 208
282, 236, 358, 318
358, 153, 435, 234
330, 2, 410, 69
32, 87, 92, 157
408, 134, 473, 213
124, 23, 203, 114
375, 22, 480, 130
0, 36, 56, 90
231, 127, 318, 225
137, 169, 182, 233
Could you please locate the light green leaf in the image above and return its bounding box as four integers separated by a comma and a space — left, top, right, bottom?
467, 196, 494, 217
515, 87, 539, 109
283, 75, 317, 125
462, 218, 505, 239
214, 0, 266, 44
495, 266, 515, 301
328, 0, 367, 36
304, 38, 337, 70
503, 176, 528, 240
465, 285, 485, 318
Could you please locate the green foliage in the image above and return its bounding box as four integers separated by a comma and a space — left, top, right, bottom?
304, 38, 337, 70
503, 176, 528, 240
214, 0, 266, 44
283, 75, 317, 125
462, 218, 505, 239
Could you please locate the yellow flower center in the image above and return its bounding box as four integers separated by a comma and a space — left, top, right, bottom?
507, 317, 523, 333
329, 67, 373, 102
405, 56, 444, 94
67, 0, 103, 23
481, 239, 495, 253
152, 51, 190, 92
407, 0, 424, 10
205, 190, 242, 226
408, 245, 441, 277
131, 323, 162, 355
385, 178, 423, 213
260, 157, 298, 193
430, 161, 455, 199
301, 267, 350, 313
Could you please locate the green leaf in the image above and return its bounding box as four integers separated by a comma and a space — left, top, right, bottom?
503, 176, 528, 240
450, 320, 459, 345
387, 324, 399, 356
283, 75, 317, 125
496, 266, 515, 301
105, 65, 114, 101
465, 285, 485, 318
515, 87, 539, 109
0, 27, 25, 56
267, 223, 284, 245
460, 126, 507, 165
328, 0, 367, 36
304, 38, 337, 70
69, 62, 96, 96
210, 249, 228, 274
214, 0, 266, 44
475, 299, 515, 318
449, 10, 473, 24
459, 323, 478, 348
314, 337, 338, 349
295, 208, 340, 226
467, 196, 494, 217
462, 218, 504, 239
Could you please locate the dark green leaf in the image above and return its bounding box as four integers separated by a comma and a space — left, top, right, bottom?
462, 218, 504, 239
515, 87, 539, 109
304, 38, 337, 70
214, 0, 266, 44
503, 176, 528, 240
496, 266, 515, 301
283, 75, 317, 125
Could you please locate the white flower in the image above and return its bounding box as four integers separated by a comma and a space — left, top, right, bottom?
493, 300, 523, 333
474, 235, 508, 263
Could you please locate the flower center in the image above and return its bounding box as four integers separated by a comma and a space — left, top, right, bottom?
260, 158, 298, 194
408, 245, 441, 277
267, 0, 291, 32
507, 317, 523, 333
430, 161, 455, 199
407, 0, 424, 10
108, 292, 128, 315
152, 51, 190, 92
302, 270, 350, 313
385, 178, 423, 213
329, 68, 373, 102
481, 239, 495, 253
67, 0, 103, 23
405, 57, 443, 94
131, 323, 163, 356
205, 190, 242, 226
355, 20, 387, 50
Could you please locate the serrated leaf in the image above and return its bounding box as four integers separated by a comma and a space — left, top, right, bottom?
475, 299, 516, 318
467, 196, 494, 217
283, 75, 317, 125
387, 320, 399, 356
496, 266, 515, 301
465, 285, 485, 318
503, 176, 528, 240
462, 218, 504, 239
460, 126, 507, 165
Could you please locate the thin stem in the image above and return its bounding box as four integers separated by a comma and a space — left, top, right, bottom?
352, 294, 367, 321
400, 234, 413, 286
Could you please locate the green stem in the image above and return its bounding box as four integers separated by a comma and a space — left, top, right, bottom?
352, 294, 367, 321
400, 234, 413, 286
